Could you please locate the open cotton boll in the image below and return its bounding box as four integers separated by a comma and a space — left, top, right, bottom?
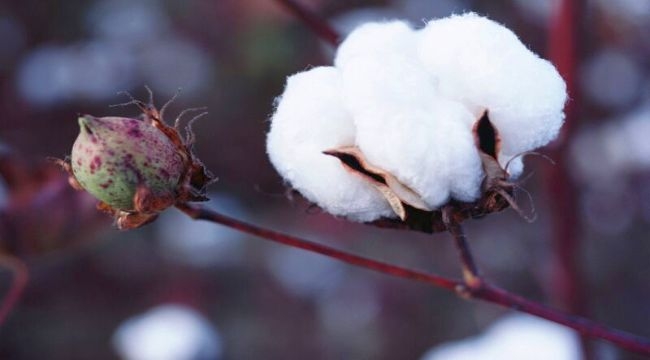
335, 20, 417, 69
340, 53, 483, 208
418, 13, 567, 176
269, 15, 566, 223
267, 66, 394, 222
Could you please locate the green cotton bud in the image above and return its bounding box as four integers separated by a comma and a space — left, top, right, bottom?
70, 115, 184, 211
54, 88, 214, 230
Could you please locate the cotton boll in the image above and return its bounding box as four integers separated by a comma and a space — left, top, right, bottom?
421, 314, 580, 360
270, 15, 566, 220
418, 13, 567, 174
267, 66, 394, 221
340, 53, 483, 208
113, 305, 222, 360
335, 20, 416, 69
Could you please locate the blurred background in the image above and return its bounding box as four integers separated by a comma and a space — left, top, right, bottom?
1, 0, 649, 359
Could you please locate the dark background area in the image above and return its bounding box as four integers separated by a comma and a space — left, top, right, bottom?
0, 0, 649, 359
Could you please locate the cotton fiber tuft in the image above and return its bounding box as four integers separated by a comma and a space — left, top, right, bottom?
267, 13, 567, 221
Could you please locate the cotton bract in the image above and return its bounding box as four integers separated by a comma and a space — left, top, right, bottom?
267, 13, 567, 222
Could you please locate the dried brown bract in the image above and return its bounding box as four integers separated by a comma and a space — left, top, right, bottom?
325, 111, 532, 233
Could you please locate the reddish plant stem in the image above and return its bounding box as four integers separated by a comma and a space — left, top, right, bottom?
175, 202, 456, 290
443, 207, 482, 288
175, 203, 650, 356
0, 254, 29, 325
547, 2, 590, 358
274, 0, 341, 46
476, 284, 650, 355
547, 0, 583, 314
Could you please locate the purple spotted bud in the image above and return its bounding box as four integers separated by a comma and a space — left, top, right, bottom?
71, 115, 184, 211
54, 88, 214, 230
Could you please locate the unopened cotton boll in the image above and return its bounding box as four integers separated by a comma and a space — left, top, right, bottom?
418, 13, 567, 176
267, 66, 394, 222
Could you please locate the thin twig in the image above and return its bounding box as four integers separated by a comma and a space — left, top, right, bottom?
175, 203, 650, 356
175, 202, 457, 290
274, 0, 341, 46
475, 284, 650, 355
442, 206, 482, 289
0, 254, 29, 325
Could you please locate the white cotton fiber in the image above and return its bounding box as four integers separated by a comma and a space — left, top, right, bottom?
339, 52, 482, 208
421, 314, 580, 360
266, 66, 394, 222
335, 20, 416, 69
267, 15, 566, 221
418, 13, 567, 175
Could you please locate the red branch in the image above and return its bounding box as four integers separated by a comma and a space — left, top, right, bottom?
0, 254, 29, 325
443, 206, 482, 288
274, 0, 340, 46
176, 203, 650, 356
175, 203, 456, 290
546, 0, 589, 353
546, 0, 589, 355
546, 0, 583, 305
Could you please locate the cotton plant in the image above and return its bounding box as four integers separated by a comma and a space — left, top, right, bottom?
267, 13, 567, 228
37, 4, 650, 356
